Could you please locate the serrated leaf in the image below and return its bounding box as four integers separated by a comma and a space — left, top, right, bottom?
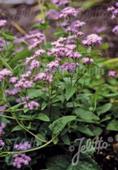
36, 113, 50, 122
49, 116, 76, 136
74, 108, 99, 123
47, 155, 69, 170
107, 119, 118, 131
97, 103, 112, 116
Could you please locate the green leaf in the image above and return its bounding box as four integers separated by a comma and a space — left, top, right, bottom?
49, 116, 76, 135
12, 125, 22, 132
97, 103, 112, 116
28, 89, 47, 99
74, 108, 99, 123
67, 160, 101, 170
107, 119, 118, 131
47, 155, 69, 170
47, 154, 101, 170
11, 49, 31, 64
77, 125, 95, 137
65, 86, 76, 101
35, 113, 50, 122
1, 31, 14, 41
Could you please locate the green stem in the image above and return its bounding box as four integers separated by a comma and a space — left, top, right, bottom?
12, 112, 47, 143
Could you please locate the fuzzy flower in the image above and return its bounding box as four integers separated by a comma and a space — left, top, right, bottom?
0, 123, 6, 136
12, 154, 31, 169
9, 77, 18, 84
107, 3, 118, 19
46, 10, 60, 20
0, 139, 5, 148
15, 78, 33, 89
34, 72, 53, 83
82, 34, 102, 46
82, 57, 94, 64
34, 49, 45, 57
108, 70, 117, 77
61, 62, 78, 72
29, 60, 40, 70
34, 72, 47, 81
47, 60, 60, 71
0, 105, 6, 113
0, 19, 7, 27
51, 0, 69, 6
67, 20, 85, 34
16, 96, 30, 104
25, 30, 45, 49
14, 141, 31, 151
6, 88, 20, 96
107, 6, 115, 12
67, 52, 81, 59
21, 71, 32, 79
24, 101, 39, 110
116, 2, 118, 7
0, 68, 12, 82
112, 25, 118, 34
59, 7, 79, 18
16, 30, 45, 50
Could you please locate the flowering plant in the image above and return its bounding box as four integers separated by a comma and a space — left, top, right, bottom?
0, 0, 118, 169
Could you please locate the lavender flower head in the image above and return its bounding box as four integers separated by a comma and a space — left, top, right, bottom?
47, 60, 60, 71
46, 9, 60, 20
0, 105, 6, 113
24, 101, 39, 110
67, 20, 85, 34
59, 7, 79, 18
61, 62, 78, 72
108, 70, 117, 77
0, 139, 5, 148
82, 57, 94, 64
51, 0, 69, 6
0, 123, 6, 136
82, 34, 102, 46
112, 25, 118, 34
12, 154, 31, 169
0, 68, 12, 82
0, 19, 7, 27
14, 141, 31, 151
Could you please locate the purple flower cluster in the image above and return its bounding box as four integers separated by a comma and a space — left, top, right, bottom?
15, 30, 45, 50
47, 60, 60, 71
47, 9, 60, 20
59, 7, 79, 18
0, 139, 5, 148
0, 123, 6, 136
108, 70, 117, 77
82, 34, 102, 46
82, 57, 94, 64
0, 69, 12, 82
49, 36, 79, 58
0, 19, 7, 27
51, 0, 69, 7
112, 25, 118, 34
61, 62, 78, 72
24, 101, 39, 110
66, 20, 85, 35
107, 2, 118, 19
34, 72, 53, 83
12, 154, 31, 169
14, 141, 31, 151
